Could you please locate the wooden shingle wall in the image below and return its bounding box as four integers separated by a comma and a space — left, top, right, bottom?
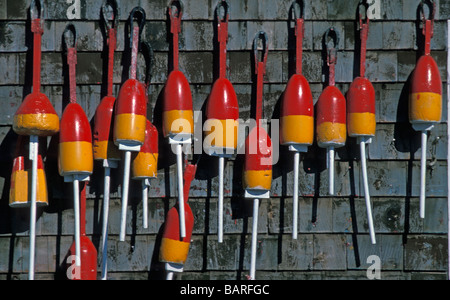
0, 0, 448, 280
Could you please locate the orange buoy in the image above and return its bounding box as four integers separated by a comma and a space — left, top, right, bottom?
11, 0, 58, 280
9, 136, 48, 208
409, 1, 442, 219
346, 1, 376, 245
280, 1, 313, 240
59, 24, 93, 269
132, 120, 159, 180
160, 163, 197, 279
316, 27, 346, 196
163, 0, 193, 239
243, 32, 272, 281
204, 0, 239, 244
59, 103, 94, 177
113, 7, 149, 242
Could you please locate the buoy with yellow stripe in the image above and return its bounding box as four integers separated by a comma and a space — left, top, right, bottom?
163, 0, 193, 239
409, 1, 442, 219
160, 162, 197, 280
347, 2, 376, 244
280, 1, 313, 240
11, 0, 59, 280
113, 7, 148, 241
59, 24, 93, 269
204, 0, 239, 243
9, 136, 48, 208
94, 0, 120, 280
243, 32, 273, 281
316, 27, 346, 196
132, 119, 158, 229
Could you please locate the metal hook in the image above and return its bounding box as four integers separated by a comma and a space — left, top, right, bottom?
140, 41, 155, 90
291, 0, 304, 20
63, 23, 77, 50
358, 0, 371, 28
253, 31, 269, 69
324, 27, 339, 66
420, 0, 436, 21
169, 0, 184, 20
102, 0, 120, 32
216, 0, 230, 23
129, 7, 146, 50
30, 0, 44, 21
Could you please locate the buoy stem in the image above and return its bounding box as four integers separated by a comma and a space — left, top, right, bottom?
142, 180, 148, 229
293, 151, 300, 240
28, 135, 38, 280
250, 198, 259, 280
328, 146, 335, 196
218, 156, 224, 243
360, 140, 376, 244
73, 178, 81, 267
120, 151, 131, 241
420, 130, 428, 219
101, 166, 111, 280
176, 144, 186, 238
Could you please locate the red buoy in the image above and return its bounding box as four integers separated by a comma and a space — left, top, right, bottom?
67, 183, 98, 280
346, 2, 376, 245
409, 1, 442, 219
316, 28, 346, 196
160, 163, 197, 279
163, 1, 193, 141
59, 103, 94, 176
316, 86, 347, 148
113, 8, 147, 147
93, 2, 120, 162
132, 120, 159, 180
9, 136, 48, 208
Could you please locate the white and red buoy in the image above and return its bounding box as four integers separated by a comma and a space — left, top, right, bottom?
280, 1, 314, 240
113, 7, 148, 242
11, 0, 59, 280
204, 0, 239, 243
59, 24, 94, 272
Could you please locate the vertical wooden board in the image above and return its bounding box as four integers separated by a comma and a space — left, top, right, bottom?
312, 234, 346, 270
278, 234, 314, 271
411, 161, 447, 197
241, 235, 278, 272
422, 198, 448, 233
0, 53, 19, 85
346, 234, 403, 270
0, 237, 11, 273
382, 22, 415, 49
0, 86, 22, 125
299, 197, 333, 233
184, 236, 204, 271
109, 235, 150, 272
404, 235, 447, 271
332, 198, 353, 233
206, 235, 241, 270
181, 21, 214, 51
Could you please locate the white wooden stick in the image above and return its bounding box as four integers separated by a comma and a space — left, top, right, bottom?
73, 178, 81, 267
142, 180, 148, 229
166, 272, 174, 280
292, 151, 300, 240
420, 131, 427, 219
101, 166, 111, 280
176, 144, 186, 238
360, 140, 376, 244
218, 156, 224, 243
28, 135, 38, 280
328, 146, 335, 196
250, 198, 259, 280
120, 151, 131, 241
